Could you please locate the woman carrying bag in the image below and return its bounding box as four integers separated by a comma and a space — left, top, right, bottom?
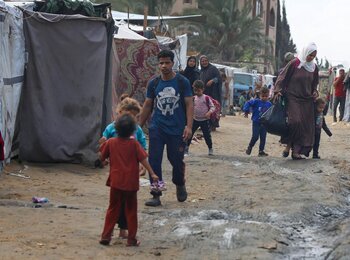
274, 42, 319, 160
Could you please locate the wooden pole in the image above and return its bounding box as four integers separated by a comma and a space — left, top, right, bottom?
143, 5, 148, 31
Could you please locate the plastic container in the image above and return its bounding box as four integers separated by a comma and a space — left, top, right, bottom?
32, 197, 49, 203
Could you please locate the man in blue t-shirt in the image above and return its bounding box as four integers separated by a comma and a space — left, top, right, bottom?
139, 50, 193, 207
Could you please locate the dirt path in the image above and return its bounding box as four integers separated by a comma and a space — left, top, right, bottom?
1, 115, 350, 259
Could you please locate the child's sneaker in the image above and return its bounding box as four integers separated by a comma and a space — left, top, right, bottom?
245, 146, 252, 155
312, 154, 321, 159
208, 148, 214, 155
258, 151, 268, 157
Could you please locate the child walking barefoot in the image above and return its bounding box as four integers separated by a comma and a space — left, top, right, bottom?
98, 97, 147, 239
99, 114, 158, 246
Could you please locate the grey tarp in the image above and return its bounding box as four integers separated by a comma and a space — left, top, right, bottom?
0, 2, 25, 162
20, 10, 112, 163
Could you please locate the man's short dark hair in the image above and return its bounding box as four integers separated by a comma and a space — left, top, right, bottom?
158, 50, 174, 62
115, 114, 136, 138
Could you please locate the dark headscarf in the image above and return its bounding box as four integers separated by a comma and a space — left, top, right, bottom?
183, 56, 200, 87
199, 56, 222, 104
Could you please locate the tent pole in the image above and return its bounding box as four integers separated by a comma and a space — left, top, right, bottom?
143, 6, 148, 31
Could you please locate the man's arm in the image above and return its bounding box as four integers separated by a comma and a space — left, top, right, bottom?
139, 98, 153, 127
182, 96, 194, 141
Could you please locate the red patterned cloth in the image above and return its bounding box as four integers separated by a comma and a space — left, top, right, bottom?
111, 38, 160, 120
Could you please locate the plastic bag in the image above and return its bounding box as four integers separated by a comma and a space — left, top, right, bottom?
260, 98, 288, 136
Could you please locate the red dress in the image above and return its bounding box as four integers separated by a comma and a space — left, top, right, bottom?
99, 137, 148, 244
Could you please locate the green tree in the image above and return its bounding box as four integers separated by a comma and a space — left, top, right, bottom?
275, 0, 296, 70
324, 58, 330, 69
316, 57, 331, 70
180, 0, 266, 63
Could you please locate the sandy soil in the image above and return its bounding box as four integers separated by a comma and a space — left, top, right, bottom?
1, 115, 350, 259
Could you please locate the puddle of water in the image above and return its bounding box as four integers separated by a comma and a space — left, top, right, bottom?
268, 212, 282, 221
289, 227, 332, 258
231, 161, 243, 167
173, 226, 192, 237
166, 209, 336, 257
220, 228, 239, 249
154, 219, 168, 226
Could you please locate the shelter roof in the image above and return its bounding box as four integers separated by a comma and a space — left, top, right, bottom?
114, 22, 147, 40
111, 10, 203, 23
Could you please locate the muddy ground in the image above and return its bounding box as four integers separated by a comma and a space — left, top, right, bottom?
1, 115, 350, 260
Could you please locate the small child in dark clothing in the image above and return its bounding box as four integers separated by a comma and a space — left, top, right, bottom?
99, 114, 158, 247
243, 87, 272, 156
313, 98, 332, 159
238, 91, 247, 112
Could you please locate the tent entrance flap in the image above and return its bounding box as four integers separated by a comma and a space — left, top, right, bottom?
20, 10, 114, 163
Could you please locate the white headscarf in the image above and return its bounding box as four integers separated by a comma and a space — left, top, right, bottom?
298, 42, 317, 72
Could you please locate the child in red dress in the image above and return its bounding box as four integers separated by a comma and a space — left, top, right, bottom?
99, 114, 158, 246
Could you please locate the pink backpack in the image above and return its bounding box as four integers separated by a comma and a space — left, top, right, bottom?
205, 95, 221, 123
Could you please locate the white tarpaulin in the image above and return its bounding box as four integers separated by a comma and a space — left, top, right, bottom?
157, 34, 187, 71
0, 1, 25, 161
114, 22, 147, 40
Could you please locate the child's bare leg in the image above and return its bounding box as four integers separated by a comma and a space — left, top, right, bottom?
283, 144, 291, 153
119, 229, 128, 239
282, 144, 291, 157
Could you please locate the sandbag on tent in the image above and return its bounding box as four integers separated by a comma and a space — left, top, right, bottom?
0, 2, 25, 162
20, 9, 114, 163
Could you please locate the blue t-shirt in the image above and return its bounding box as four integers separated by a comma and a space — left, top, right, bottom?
147, 73, 192, 135
243, 98, 272, 123
102, 122, 147, 150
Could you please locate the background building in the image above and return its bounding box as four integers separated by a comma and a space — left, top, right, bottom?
171, 0, 198, 15
171, 0, 277, 73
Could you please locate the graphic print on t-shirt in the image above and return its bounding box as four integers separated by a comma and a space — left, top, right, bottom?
156, 87, 180, 116
316, 113, 323, 128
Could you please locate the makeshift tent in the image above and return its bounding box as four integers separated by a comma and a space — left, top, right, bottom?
19, 9, 114, 163
212, 63, 244, 108
111, 10, 204, 24
0, 1, 25, 162
111, 24, 159, 118
157, 34, 187, 71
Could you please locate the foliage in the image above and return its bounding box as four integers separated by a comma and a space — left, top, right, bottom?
275, 0, 296, 71
178, 0, 266, 63
316, 57, 331, 70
